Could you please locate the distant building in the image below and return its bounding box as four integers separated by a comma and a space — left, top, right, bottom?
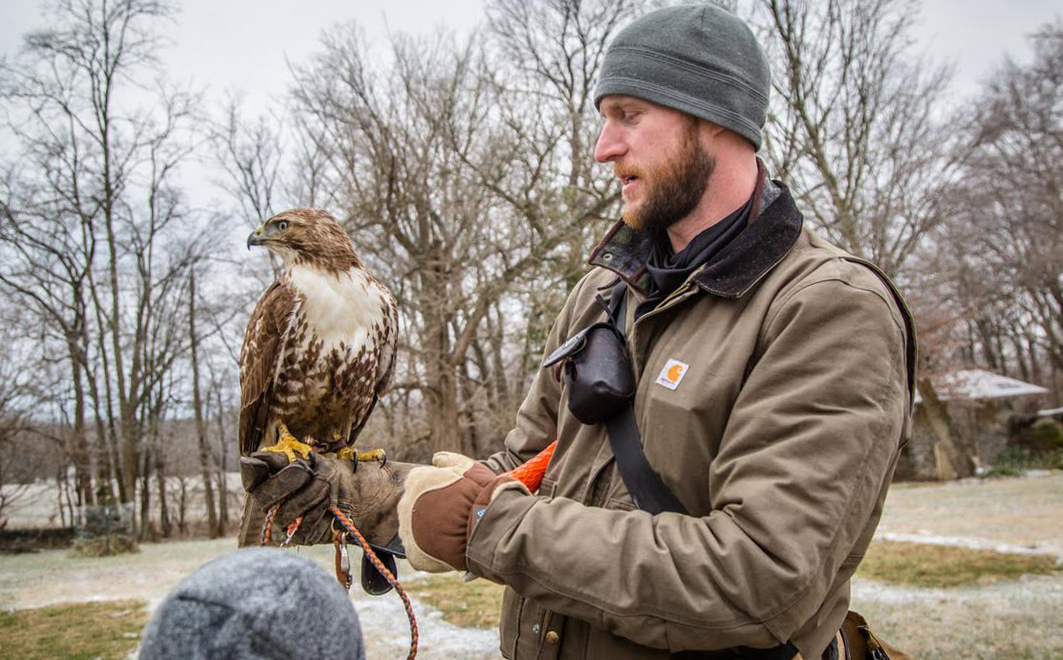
897, 369, 1050, 480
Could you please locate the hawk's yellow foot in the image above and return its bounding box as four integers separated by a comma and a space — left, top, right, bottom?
261, 423, 315, 463
337, 446, 388, 468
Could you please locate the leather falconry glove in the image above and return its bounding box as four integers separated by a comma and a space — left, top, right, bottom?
397, 451, 530, 573
240, 451, 415, 593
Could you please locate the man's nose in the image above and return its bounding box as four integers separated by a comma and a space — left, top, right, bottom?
594, 122, 626, 163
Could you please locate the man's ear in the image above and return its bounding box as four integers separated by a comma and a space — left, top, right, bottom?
697, 118, 726, 139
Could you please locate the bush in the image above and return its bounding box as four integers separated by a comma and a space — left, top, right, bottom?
69, 534, 139, 557
981, 442, 1063, 478
980, 446, 1030, 478
1032, 418, 1063, 451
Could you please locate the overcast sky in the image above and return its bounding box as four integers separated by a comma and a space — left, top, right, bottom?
1, 0, 1060, 215
3, 0, 1061, 108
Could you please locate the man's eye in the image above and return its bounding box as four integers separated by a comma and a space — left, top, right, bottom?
276, 221, 289, 231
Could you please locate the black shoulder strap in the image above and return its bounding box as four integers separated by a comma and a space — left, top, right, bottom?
606, 280, 798, 660
609, 279, 628, 337
603, 281, 688, 516
605, 408, 688, 515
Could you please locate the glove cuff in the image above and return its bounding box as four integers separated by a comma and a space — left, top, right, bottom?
397, 466, 467, 573
465, 476, 526, 541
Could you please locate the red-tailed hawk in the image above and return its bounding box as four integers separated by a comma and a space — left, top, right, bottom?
237, 208, 397, 544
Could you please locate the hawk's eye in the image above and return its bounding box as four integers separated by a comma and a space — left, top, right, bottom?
276, 220, 289, 231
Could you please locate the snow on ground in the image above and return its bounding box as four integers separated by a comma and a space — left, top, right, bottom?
2, 472, 1062, 658
354, 590, 499, 660
874, 530, 1063, 560
0, 537, 498, 659
851, 573, 1063, 659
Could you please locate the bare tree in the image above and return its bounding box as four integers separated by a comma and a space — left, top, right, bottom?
0, 0, 213, 529
951, 22, 1063, 383
276, 1, 630, 455
0, 164, 100, 505
754, 0, 957, 280
211, 97, 287, 223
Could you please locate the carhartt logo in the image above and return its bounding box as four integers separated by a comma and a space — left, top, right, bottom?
656, 359, 689, 390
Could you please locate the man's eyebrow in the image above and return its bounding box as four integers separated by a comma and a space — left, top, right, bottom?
601, 100, 645, 116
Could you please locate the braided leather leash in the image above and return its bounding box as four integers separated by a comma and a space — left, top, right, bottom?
330, 505, 419, 659
261, 504, 419, 660
255, 440, 559, 660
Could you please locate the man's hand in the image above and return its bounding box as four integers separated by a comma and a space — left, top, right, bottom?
397, 452, 529, 573
240, 450, 413, 547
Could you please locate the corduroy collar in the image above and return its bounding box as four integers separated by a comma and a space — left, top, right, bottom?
587, 168, 802, 299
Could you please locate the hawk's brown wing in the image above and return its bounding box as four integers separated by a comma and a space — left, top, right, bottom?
346, 287, 399, 447
374, 291, 399, 396
239, 281, 296, 456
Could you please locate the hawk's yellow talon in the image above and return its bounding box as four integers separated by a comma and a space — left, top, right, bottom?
357, 448, 387, 464
336, 447, 387, 465
261, 423, 315, 462
337, 447, 357, 462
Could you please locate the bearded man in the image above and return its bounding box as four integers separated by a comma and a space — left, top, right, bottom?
242, 5, 915, 660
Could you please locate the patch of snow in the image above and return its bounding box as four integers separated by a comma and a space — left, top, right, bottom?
1022, 469, 1056, 478
852, 573, 1063, 605
874, 531, 1063, 561
351, 592, 498, 659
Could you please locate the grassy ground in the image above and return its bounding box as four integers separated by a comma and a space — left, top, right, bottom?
0, 600, 148, 660
409, 574, 506, 629
859, 540, 1061, 588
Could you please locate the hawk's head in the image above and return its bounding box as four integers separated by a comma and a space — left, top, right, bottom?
247, 208, 362, 272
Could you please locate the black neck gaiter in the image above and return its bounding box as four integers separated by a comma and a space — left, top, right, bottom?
636, 193, 753, 319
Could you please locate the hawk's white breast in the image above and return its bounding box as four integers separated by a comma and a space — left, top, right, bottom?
289, 264, 387, 352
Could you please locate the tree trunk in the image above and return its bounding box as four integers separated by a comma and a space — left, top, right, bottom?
915, 377, 975, 479
424, 305, 461, 452
214, 388, 229, 534
178, 479, 189, 535
156, 449, 171, 538
68, 345, 94, 507
121, 406, 140, 512
459, 358, 480, 457
188, 270, 219, 537
138, 446, 153, 541
55, 464, 69, 528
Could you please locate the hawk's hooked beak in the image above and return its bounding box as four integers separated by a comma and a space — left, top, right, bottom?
247, 226, 265, 250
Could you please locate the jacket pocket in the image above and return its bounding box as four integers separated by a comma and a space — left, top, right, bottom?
500, 586, 550, 659
499, 586, 523, 658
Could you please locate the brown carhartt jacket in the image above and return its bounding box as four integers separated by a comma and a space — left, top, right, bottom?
470, 177, 916, 660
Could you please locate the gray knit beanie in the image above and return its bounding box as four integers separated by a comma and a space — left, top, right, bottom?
594, 4, 770, 149
139, 547, 365, 660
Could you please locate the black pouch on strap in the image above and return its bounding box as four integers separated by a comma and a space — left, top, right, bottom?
542, 280, 636, 425
553, 322, 634, 424
542, 280, 681, 512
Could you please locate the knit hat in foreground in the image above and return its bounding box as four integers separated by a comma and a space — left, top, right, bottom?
594, 4, 771, 150
139, 547, 365, 660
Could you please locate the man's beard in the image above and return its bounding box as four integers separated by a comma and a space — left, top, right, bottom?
621, 128, 715, 233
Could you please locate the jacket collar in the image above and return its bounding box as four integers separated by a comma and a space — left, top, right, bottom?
587, 164, 803, 299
